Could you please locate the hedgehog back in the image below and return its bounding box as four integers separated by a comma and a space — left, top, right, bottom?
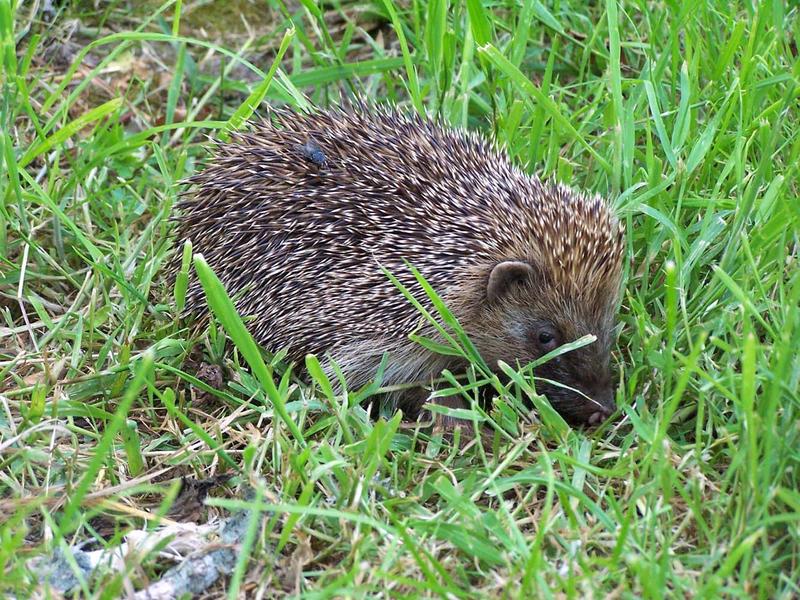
174, 108, 621, 367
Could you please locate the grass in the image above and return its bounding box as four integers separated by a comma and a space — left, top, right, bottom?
1, 0, 799, 597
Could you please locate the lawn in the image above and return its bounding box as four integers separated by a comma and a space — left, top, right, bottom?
1, 0, 798, 597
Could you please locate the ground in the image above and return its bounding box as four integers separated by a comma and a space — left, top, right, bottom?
1, 0, 799, 598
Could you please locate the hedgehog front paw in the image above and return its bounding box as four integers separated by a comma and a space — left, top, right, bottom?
428, 394, 484, 448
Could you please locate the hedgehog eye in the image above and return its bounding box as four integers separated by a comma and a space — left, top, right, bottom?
533, 326, 560, 352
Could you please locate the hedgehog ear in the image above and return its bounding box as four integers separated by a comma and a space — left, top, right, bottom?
487, 260, 537, 303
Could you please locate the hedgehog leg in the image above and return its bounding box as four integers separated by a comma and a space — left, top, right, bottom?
428, 393, 467, 427
394, 386, 469, 427
427, 392, 491, 447
392, 386, 428, 421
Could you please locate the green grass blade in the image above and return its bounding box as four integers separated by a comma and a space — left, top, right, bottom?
193, 254, 306, 447
478, 43, 612, 173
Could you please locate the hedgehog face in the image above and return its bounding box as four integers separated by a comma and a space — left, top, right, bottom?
522, 321, 617, 426
477, 260, 619, 426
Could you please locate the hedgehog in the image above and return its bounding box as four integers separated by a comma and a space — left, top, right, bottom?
172, 104, 625, 426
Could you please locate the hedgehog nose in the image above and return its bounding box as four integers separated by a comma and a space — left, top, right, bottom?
587, 385, 616, 426
595, 386, 616, 412
587, 409, 609, 426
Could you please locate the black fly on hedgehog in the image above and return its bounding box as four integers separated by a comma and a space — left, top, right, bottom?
172, 104, 625, 426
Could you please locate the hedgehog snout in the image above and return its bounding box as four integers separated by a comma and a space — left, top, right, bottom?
585, 382, 616, 426
586, 411, 606, 426
534, 370, 617, 427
